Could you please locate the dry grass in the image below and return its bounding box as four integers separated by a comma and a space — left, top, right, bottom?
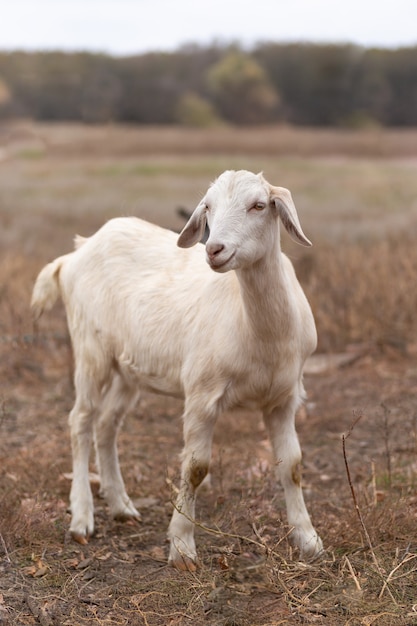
300, 235, 417, 352
3, 121, 417, 158
1, 123, 417, 625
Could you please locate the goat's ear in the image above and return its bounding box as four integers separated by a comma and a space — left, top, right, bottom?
269, 186, 312, 247
177, 202, 207, 248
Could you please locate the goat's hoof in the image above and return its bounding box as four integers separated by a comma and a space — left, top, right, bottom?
71, 531, 90, 545
300, 535, 324, 561
168, 555, 198, 572
290, 527, 324, 561
168, 534, 198, 571
112, 503, 142, 523
113, 511, 141, 523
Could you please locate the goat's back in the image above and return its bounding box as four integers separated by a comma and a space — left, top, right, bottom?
55, 218, 238, 396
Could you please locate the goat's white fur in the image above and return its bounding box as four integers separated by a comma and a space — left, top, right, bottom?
31, 170, 323, 569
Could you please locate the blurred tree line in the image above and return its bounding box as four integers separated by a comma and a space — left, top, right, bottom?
0, 43, 416, 126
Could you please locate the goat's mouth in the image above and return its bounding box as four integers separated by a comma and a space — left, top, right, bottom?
208, 251, 236, 271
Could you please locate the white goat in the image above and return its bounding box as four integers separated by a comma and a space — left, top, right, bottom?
31, 170, 323, 570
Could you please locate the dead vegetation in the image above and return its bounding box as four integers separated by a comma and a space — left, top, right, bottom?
2, 121, 417, 159
0, 123, 417, 625
302, 235, 417, 352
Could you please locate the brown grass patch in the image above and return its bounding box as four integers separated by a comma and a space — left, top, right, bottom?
298, 234, 417, 352
4, 121, 417, 158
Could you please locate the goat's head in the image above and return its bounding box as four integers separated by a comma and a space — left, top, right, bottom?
177, 170, 311, 272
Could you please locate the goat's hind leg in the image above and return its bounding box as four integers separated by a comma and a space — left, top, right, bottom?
69, 344, 114, 543
263, 397, 323, 560
68, 396, 97, 544
94, 374, 141, 522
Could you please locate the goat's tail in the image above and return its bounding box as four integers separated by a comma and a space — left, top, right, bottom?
31, 255, 67, 320
74, 234, 87, 249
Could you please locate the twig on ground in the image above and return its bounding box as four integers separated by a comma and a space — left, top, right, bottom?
342, 411, 397, 605
381, 402, 392, 488
343, 555, 362, 592
379, 553, 417, 599
0, 533, 11, 563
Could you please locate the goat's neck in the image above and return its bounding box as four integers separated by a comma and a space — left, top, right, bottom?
236, 248, 293, 341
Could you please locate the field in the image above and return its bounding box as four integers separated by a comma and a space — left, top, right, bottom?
0, 121, 417, 625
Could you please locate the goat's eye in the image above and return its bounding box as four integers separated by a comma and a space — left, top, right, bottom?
251, 202, 266, 211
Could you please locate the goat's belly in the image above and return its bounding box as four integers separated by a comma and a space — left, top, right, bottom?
136, 375, 184, 398
226, 369, 299, 412
233, 387, 295, 412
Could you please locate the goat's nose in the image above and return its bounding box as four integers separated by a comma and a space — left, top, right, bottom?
206, 242, 225, 259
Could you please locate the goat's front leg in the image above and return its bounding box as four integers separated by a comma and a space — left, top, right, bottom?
263, 398, 323, 560
168, 404, 217, 571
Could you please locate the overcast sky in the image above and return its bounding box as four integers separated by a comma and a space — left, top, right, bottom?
2, 0, 417, 55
